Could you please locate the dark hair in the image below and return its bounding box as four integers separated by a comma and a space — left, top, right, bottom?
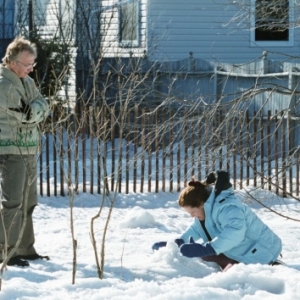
2, 36, 37, 66
178, 179, 210, 208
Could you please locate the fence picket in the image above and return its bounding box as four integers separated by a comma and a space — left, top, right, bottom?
74, 104, 79, 193
133, 105, 138, 193
267, 111, 271, 191
155, 110, 159, 193
246, 111, 250, 186
81, 104, 86, 194
253, 111, 257, 187
140, 110, 145, 193
282, 111, 287, 197
275, 111, 279, 195
170, 114, 174, 192
89, 106, 94, 194
260, 110, 264, 189
126, 113, 130, 194
46, 132, 50, 196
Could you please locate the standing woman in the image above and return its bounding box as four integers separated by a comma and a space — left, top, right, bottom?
0, 37, 50, 267
152, 171, 282, 270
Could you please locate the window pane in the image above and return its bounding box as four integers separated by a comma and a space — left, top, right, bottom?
255, 0, 289, 41
120, 2, 138, 43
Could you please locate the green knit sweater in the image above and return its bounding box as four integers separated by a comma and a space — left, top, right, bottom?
0, 65, 49, 155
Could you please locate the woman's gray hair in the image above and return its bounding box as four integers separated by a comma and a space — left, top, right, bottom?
2, 36, 37, 66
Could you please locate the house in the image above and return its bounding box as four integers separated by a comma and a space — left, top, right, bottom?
2, 1, 300, 112
3, 1, 300, 66
83, 0, 300, 63
3, 1, 300, 75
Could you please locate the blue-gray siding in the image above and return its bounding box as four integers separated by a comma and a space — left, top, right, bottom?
147, 0, 300, 63
0, 0, 15, 58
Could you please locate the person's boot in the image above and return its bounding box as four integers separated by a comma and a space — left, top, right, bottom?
17, 253, 50, 261
0, 256, 30, 267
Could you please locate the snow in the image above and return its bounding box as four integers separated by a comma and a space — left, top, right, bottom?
0, 139, 300, 299
0, 187, 299, 300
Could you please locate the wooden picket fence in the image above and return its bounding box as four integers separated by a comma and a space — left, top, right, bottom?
37, 104, 300, 198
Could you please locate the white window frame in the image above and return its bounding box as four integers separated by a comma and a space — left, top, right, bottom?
118, 0, 140, 48
250, 0, 294, 47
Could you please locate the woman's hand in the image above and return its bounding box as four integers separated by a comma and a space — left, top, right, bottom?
152, 238, 185, 251
180, 237, 216, 258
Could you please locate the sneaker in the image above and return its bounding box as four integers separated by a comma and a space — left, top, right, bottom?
0, 256, 30, 267
18, 253, 50, 261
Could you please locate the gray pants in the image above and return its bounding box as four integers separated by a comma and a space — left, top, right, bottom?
0, 154, 38, 259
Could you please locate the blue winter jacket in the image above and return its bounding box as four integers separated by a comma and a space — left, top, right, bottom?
180, 187, 282, 264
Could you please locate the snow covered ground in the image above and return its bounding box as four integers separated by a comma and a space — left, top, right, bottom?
0, 187, 299, 300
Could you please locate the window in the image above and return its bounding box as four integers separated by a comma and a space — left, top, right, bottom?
251, 0, 293, 46
119, 0, 139, 47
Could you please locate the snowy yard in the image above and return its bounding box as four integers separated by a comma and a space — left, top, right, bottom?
0, 188, 299, 300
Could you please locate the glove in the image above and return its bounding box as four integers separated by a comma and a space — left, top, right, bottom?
152, 238, 185, 251
174, 238, 184, 247
152, 241, 167, 251
180, 237, 216, 258
215, 170, 232, 197
9, 98, 31, 121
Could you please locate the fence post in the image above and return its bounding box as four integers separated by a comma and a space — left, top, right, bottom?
261, 51, 268, 74
188, 51, 195, 72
